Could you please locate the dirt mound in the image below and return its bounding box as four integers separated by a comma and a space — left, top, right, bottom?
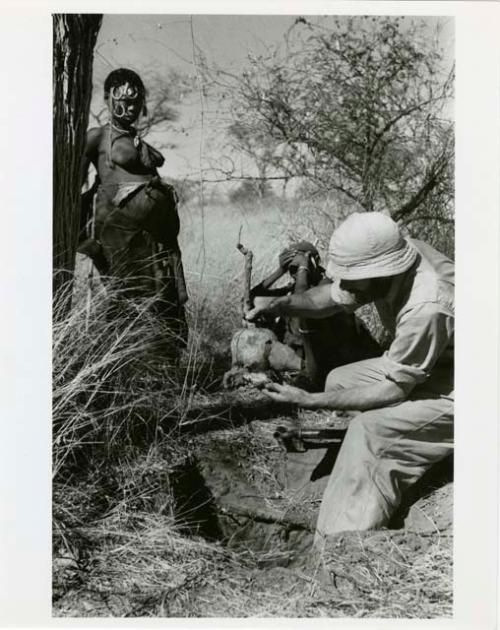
404, 482, 453, 533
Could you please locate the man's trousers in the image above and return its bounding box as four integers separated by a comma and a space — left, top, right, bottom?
314, 358, 453, 545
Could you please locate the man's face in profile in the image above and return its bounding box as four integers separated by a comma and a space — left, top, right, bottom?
339, 276, 392, 305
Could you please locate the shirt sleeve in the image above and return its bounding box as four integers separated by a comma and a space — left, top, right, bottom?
382, 302, 454, 394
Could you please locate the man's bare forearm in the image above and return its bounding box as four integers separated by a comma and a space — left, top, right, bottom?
264, 284, 345, 319
299, 380, 407, 411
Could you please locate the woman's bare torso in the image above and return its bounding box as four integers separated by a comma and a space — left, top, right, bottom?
91, 126, 163, 187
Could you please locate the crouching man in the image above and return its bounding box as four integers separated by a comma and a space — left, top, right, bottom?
247, 212, 454, 545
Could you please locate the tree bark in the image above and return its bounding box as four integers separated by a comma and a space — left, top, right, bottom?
53, 14, 102, 294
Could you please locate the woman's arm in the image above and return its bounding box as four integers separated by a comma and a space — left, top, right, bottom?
250, 266, 288, 297
293, 264, 310, 294
81, 128, 102, 187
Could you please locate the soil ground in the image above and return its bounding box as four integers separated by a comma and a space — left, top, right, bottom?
53, 390, 453, 618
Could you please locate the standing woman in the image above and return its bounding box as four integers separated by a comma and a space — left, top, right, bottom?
79, 68, 188, 356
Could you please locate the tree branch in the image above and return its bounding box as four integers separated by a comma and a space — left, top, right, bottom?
393, 153, 449, 222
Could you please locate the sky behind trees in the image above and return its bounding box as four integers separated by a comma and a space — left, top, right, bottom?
91, 14, 453, 182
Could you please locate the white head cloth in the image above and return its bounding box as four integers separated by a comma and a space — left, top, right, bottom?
326, 212, 418, 281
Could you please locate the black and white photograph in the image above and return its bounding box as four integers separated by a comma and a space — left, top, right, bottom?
51, 13, 458, 618
0, 3, 499, 627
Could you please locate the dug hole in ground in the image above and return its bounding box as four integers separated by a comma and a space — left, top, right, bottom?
162, 387, 453, 616
53, 376, 453, 617
170, 391, 453, 562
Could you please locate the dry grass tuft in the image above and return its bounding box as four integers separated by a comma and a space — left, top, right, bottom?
53, 283, 182, 476
53, 511, 231, 617
54, 507, 451, 618
317, 529, 453, 618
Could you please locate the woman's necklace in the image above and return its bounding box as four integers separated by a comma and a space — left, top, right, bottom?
107, 121, 154, 170
111, 123, 141, 148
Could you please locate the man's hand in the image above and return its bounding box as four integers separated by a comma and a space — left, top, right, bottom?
245, 295, 289, 322
245, 303, 269, 323
263, 382, 310, 406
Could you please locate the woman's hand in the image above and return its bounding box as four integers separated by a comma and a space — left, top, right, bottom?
288, 252, 310, 272
279, 247, 311, 273
263, 382, 310, 406
278, 248, 297, 271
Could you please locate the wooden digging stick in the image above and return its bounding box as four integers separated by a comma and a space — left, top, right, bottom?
236, 240, 253, 318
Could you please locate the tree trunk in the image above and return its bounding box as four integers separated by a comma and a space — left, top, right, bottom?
53, 14, 102, 294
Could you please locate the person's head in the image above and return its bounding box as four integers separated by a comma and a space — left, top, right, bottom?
326, 212, 418, 306
281, 241, 323, 284
104, 68, 147, 126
